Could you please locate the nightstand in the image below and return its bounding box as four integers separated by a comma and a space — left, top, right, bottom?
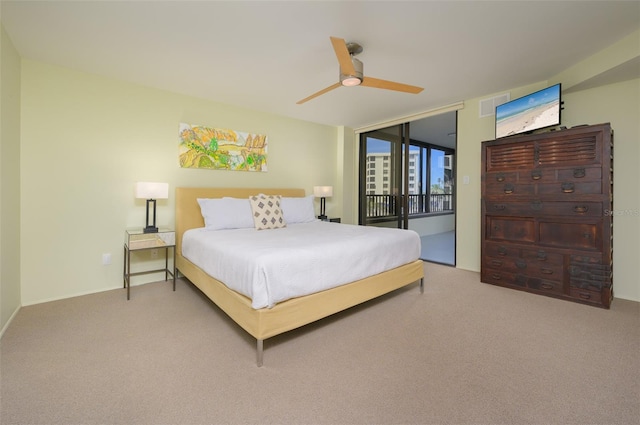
123, 228, 176, 300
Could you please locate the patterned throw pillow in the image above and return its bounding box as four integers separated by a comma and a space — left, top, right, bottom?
249, 195, 287, 230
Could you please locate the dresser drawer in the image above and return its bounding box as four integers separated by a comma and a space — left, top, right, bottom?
486, 171, 518, 184
516, 166, 602, 183
481, 269, 524, 288
485, 182, 535, 196
537, 180, 603, 195
569, 287, 604, 305
483, 257, 563, 281
569, 256, 612, 291
485, 201, 603, 217
484, 242, 564, 265
484, 242, 520, 258
482, 268, 563, 296
486, 217, 535, 243
527, 277, 564, 295
539, 220, 601, 250
520, 247, 563, 264
556, 166, 602, 182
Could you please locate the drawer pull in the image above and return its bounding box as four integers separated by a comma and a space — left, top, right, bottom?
496, 173, 505, 182
497, 246, 507, 256
491, 259, 503, 267
540, 283, 554, 290
574, 205, 589, 213
561, 182, 575, 193
491, 273, 502, 280
577, 292, 592, 300
541, 268, 553, 275
493, 204, 506, 210
531, 170, 542, 180
530, 201, 543, 211
504, 183, 514, 194
573, 168, 586, 178
515, 260, 527, 269
537, 250, 547, 261
583, 233, 592, 240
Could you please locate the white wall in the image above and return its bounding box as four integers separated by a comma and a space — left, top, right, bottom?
19, 60, 340, 305
409, 214, 455, 237
0, 24, 22, 333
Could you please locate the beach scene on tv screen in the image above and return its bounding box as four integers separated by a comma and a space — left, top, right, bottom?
496, 85, 560, 138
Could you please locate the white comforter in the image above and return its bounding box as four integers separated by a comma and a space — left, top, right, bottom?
182, 221, 421, 309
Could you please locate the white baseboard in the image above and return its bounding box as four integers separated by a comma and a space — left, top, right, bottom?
0, 304, 21, 340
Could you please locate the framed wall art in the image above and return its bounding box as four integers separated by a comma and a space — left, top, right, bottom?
178, 123, 268, 172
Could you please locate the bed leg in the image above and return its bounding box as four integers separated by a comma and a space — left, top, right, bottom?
257, 339, 264, 367
419, 277, 424, 294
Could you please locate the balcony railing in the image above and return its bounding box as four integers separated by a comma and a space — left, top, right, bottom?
366, 194, 453, 218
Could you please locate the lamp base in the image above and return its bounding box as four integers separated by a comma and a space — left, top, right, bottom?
143, 226, 159, 234
318, 215, 328, 221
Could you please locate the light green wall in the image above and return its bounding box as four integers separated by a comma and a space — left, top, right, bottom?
562, 79, 639, 302
336, 126, 357, 224
455, 28, 639, 302
19, 60, 340, 305
456, 81, 549, 274
0, 24, 22, 333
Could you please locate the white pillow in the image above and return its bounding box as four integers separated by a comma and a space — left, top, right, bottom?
280, 195, 317, 224
197, 197, 254, 230
249, 195, 286, 230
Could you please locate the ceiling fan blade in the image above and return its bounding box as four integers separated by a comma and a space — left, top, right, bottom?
361, 76, 424, 94
330, 36, 356, 76
296, 82, 342, 105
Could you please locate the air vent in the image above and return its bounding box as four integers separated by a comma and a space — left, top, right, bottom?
479, 93, 510, 118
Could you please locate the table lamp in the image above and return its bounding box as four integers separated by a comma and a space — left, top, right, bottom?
313, 186, 333, 220
135, 182, 169, 233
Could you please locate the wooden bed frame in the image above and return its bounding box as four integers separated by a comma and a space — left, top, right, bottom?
175, 187, 424, 366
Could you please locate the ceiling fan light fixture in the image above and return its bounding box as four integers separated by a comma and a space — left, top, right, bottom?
341, 76, 362, 87
296, 37, 423, 105
340, 56, 363, 87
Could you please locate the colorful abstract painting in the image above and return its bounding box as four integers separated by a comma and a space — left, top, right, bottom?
178, 123, 268, 171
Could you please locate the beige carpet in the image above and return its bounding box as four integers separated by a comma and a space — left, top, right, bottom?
1, 262, 638, 425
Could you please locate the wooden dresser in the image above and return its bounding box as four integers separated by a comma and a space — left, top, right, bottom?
481, 123, 613, 308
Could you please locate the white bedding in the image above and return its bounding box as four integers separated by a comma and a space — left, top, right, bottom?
182, 221, 421, 309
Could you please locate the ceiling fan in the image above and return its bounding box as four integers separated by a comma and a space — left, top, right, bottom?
297, 36, 424, 105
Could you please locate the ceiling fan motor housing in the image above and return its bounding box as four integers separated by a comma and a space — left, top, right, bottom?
340, 57, 363, 86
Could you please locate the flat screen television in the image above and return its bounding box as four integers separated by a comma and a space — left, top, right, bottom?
495, 83, 561, 138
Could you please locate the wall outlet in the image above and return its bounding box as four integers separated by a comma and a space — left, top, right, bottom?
102, 253, 112, 265
151, 249, 158, 258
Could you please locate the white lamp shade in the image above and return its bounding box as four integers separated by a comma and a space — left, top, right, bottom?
135, 182, 169, 199
313, 186, 333, 197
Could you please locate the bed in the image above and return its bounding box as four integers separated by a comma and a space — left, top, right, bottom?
175, 187, 424, 366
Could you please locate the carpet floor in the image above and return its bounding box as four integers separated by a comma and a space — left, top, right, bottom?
1, 262, 638, 424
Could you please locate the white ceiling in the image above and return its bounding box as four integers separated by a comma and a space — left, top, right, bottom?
2, 1, 639, 147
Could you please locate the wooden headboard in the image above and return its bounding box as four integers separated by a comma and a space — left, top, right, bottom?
175, 187, 306, 256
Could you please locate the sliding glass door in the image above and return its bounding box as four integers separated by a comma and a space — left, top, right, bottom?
359, 123, 410, 229
358, 112, 457, 265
